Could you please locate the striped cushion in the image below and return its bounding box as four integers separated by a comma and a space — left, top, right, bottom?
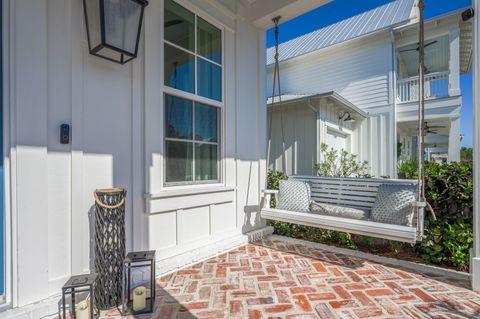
371, 183, 417, 226
276, 180, 311, 213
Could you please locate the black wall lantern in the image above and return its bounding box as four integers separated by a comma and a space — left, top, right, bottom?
83, 0, 149, 64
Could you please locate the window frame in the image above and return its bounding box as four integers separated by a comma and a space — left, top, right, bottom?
163, 0, 225, 187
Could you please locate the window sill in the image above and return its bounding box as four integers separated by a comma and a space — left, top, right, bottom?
145, 185, 236, 200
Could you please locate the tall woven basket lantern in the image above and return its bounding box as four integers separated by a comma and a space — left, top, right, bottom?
94, 188, 127, 310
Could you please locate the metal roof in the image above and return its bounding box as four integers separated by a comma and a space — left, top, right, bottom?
267, 91, 369, 118
266, 0, 417, 66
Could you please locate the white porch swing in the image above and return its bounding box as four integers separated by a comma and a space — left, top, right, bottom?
261, 3, 431, 244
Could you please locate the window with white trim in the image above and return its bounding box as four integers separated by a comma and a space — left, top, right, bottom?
164, 0, 222, 185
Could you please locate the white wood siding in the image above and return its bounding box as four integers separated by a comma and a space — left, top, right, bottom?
6, 0, 267, 307
268, 99, 367, 176
267, 33, 396, 178
269, 103, 317, 176
267, 34, 393, 111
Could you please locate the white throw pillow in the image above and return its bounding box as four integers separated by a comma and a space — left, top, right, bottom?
371, 183, 417, 226
276, 180, 311, 213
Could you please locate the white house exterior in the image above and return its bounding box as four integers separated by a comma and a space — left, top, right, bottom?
267, 0, 473, 178
0, 0, 333, 316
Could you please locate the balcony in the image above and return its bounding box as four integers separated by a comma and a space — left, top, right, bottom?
396, 71, 450, 103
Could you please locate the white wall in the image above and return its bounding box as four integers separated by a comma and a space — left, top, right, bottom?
268, 98, 367, 176
267, 34, 392, 110
267, 33, 396, 177
5, 0, 267, 308
268, 103, 317, 175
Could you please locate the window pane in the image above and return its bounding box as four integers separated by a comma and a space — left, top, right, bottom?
195, 103, 218, 142
197, 17, 221, 64
195, 144, 218, 181
166, 141, 193, 183
197, 58, 222, 101
165, 95, 193, 139
165, 44, 195, 94
164, 0, 195, 51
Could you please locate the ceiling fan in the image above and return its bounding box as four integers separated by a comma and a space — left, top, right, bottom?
400, 40, 438, 53
424, 122, 446, 135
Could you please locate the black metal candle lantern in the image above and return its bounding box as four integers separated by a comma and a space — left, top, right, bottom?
83, 0, 149, 64
62, 274, 98, 319
122, 251, 156, 315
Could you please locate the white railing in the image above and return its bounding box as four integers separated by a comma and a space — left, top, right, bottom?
396, 71, 450, 103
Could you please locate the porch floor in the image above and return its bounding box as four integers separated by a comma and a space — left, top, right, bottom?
103, 237, 480, 319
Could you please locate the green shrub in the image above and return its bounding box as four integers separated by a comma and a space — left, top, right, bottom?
397, 159, 418, 179
424, 161, 473, 219
314, 143, 370, 177
418, 219, 473, 271
461, 147, 473, 163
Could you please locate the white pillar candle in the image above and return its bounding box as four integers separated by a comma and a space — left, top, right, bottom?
132, 286, 147, 312
75, 300, 90, 319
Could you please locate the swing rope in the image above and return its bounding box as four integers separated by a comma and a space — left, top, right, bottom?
267, 16, 287, 178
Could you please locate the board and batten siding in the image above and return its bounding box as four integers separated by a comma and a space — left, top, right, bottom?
267, 34, 393, 111
6, 0, 267, 308
267, 32, 396, 177
268, 102, 317, 176
268, 99, 368, 176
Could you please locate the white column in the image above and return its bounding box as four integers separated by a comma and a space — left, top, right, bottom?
471, 0, 480, 292
449, 28, 461, 96
448, 117, 461, 162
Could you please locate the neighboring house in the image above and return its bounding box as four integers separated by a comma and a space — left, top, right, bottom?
267, 0, 473, 177
0, 0, 332, 316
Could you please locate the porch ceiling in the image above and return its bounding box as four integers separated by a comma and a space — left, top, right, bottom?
460, 19, 474, 73
249, 0, 333, 29
398, 119, 450, 136
397, 35, 449, 77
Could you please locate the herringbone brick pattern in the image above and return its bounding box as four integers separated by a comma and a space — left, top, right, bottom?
101, 238, 480, 319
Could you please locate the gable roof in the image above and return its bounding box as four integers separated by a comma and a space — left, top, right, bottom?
266, 0, 417, 66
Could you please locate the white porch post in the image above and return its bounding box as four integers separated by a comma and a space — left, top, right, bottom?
471, 0, 480, 292
448, 117, 461, 162
449, 27, 461, 96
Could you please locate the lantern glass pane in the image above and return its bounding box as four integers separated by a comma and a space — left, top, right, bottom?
84, 0, 102, 50
103, 0, 143, 56
96, 46, 123, 62
197, 17, 221, 64
130, 266, 152, 296
164, 0, 195, 52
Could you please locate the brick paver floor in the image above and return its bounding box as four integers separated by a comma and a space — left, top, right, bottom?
102, 238, 480, 319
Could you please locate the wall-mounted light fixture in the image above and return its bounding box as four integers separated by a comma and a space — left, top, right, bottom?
83, 0, 149, 64
339, 112, 355, 123
462, 8, 475, 22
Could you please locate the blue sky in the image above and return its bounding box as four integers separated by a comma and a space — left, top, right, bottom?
267, 0, 473, 147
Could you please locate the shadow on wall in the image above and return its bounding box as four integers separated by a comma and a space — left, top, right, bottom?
242, 205, 262, 235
